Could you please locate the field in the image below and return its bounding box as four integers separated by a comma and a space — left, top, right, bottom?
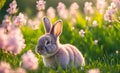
0, 0, 120, 73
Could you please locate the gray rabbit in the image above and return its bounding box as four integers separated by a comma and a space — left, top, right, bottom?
36, 17, 85, 69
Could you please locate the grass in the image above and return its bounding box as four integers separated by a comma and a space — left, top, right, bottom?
0, 6, 120, 73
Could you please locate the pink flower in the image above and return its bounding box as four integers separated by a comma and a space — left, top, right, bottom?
87, 68, 100, 73
84, 2, 94, 15
0, 62, 12, 73
28, 19, 40, 30
36, 0, 46, 11
71, 18, 76, 24
69, 2, 79, 16
57, 2, 66, 11
15, 67, 26, 73
112, 0, 120, 6
7, 28, 25, 54
36, 11, 44, 19
21, 50, 38, 70
96, 0, 107, 14
79, 29, 85, 37
85, 16, 91, 21
2, 15, 12, 31
0, 28, 7, 49
69, 2, 79, 24
6, 0, 18, 14
57, 2, 68, 19
0, 27, 25, 55
104, 2, 117, 22
47, 7, 56, 19
13, 13, 27, 26
70, 2, 79, 10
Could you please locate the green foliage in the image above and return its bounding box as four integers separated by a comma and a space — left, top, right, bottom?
0, 0, 6, 10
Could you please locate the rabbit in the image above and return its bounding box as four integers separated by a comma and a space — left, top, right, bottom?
36, 17, 85, 69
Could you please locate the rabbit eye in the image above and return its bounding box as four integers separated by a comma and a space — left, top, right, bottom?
45, 41, 50, 45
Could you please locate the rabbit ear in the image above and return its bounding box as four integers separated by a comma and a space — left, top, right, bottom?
50, 20, 62, 37
43, 17, 51, 33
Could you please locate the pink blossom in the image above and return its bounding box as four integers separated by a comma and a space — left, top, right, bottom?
57, 2, 68, 19
6, 0, 18, 14
2, 15, 12, 31
69, 2, 79, 16
0, 62, 12, 73
69, 2, 79, 24
57, 2, 66, 10
21, 50, 38, 70
28, 19, 40, 30
36, 0, 46, 11
0, 28, 8, 49
85, 16, 91, 21
47, 7, 56, 19
0, 27, 25, 55
37, 11, 44, 19
104, 2, 117, 22
13, 13, 27, 26
7, 28, 25, 54
79, 29, 85, 37
84, 2, 94, 15
15, 67, 26, 73
70, 2, 79, 10
96, 0, 107, 14
87, 68, 100, 73
112, 0, 120, 6
71, 18, 76, 24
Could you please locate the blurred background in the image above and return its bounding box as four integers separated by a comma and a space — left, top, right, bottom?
0, 0, 111, 23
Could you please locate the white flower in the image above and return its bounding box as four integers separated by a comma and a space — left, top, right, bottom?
21, 50, 38, 70
116, 50, 119, 54
118, 17, 120, 20
79, 29, 85, 37
36, 0, 46, 11
92, 20, 98, 27
94, 40, 98, 45
87, 68, 100, 73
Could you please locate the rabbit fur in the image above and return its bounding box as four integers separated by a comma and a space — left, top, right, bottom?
36, 17, 85, 69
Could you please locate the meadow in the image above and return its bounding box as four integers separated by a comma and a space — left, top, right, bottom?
0, 0, 120, 73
